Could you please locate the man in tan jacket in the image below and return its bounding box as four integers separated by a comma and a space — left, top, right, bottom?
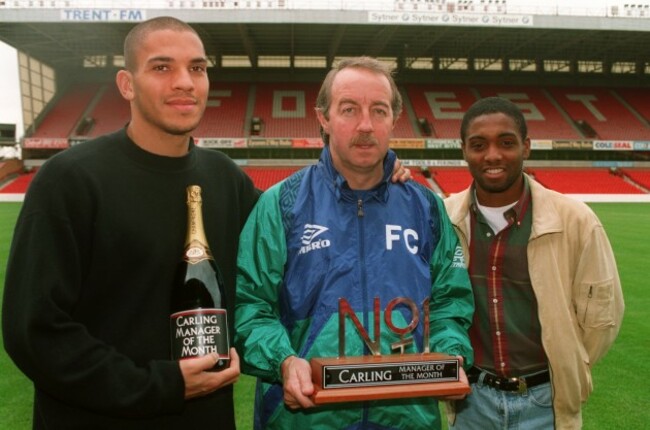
444, 97, 624, 429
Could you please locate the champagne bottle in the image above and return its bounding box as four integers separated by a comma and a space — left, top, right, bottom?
170, 185, 229, 371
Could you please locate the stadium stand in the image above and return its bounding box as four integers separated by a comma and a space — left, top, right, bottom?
251, 83, 320, 138
405, 85, 477, 139
409, 167, 433, 189
393, 114, 418, 138
3, 164, 649, 199
530, 168, 644, 194
86, 84, 130, 138
474, 86, 581, 140
194, 82, 250, 138
0, 170, 36, 194
620, 168, 650, 191
614, 88, 650, 124
242, 167, 299, 190
429, 168, 473, 195
32, 83, 100, 138
3, 4, 650, 204
0, 159, 22, 181
547, 87, 650, 140
22, 83, 650, 142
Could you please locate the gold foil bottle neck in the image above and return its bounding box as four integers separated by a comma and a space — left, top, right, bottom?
184, 185, 212, 263
187, 185, 202, 204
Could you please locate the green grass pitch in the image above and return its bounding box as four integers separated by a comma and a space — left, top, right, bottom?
1, 202, 648, 429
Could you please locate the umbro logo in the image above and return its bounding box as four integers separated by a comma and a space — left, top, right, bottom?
301, 224, 328, 245
452, 245, 466, 268
299, 224, 331, 255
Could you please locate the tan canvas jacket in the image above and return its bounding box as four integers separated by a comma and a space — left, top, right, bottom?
444, 174, 624, 430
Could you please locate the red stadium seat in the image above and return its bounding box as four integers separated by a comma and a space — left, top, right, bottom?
0, 170, 37, 194
242, 167, 300, 190
547, 87, 650, 140
619, 169, 650, 191
86, 85, 130, 137
406, 85, 477, 139
194, 82, 250, 137
33, 83, 101, 138
614, 88, 650, 124
474, 86, 581, 139
409, 167, 433, 189
530, 168, 643, 194
430, 168, 473, 195
252, 83, 320, 138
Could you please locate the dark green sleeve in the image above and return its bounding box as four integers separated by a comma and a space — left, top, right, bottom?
428, 195, 475, 367
234, 184, 297, 382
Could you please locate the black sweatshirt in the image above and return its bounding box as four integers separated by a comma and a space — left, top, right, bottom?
3, 128, 259, 429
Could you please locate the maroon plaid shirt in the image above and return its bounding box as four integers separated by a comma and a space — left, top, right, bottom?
468, 179, 548, 377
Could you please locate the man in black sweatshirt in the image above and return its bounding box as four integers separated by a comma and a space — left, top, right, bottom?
2, 16, 259, 429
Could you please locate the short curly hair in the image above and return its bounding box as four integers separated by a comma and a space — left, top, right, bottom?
460, 97, 528, 142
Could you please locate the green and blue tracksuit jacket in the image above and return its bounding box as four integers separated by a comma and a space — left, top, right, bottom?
235, 147, 474, 430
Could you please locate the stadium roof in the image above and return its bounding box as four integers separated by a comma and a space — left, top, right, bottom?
1, 4, 649, 86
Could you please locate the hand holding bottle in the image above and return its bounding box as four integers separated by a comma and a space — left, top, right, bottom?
181, 347, 241, 400
171, 185, 230, 371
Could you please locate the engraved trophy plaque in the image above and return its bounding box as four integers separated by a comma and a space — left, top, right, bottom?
310, 297, 470, 405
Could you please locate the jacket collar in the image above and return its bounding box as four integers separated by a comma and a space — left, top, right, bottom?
447, 173, 564, 239
469, 176, 532, 228
318, 145, 396, 203
527, 175, 564, 239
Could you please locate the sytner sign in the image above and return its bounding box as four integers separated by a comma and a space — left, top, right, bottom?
367, 11, 533, 27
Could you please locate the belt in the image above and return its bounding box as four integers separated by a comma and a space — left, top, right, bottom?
467, 367, 550, 394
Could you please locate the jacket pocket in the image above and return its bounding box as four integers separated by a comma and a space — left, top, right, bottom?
579, 279, 615, 328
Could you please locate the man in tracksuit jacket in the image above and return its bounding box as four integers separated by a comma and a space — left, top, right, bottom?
234, 57, 474, 429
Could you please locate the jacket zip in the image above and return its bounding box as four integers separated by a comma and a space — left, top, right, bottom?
357, 196, 370, 427
357, 197, 368, 348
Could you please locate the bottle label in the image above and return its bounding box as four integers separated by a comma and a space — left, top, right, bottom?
170, 308, 229, 361
185, 247, 205, 259
184, 243, 212, 264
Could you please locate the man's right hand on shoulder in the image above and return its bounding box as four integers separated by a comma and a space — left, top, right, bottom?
180, 348, 240, 399
281, 355, 315, 409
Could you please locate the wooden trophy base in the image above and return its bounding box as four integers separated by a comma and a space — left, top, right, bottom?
310, 352, 470, 405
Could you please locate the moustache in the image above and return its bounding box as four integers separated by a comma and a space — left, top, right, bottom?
351, 135, 378, 146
